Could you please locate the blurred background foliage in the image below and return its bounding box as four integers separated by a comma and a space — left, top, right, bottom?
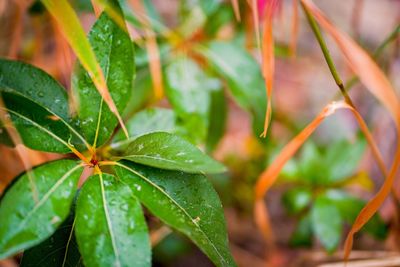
0, 0, 399, 266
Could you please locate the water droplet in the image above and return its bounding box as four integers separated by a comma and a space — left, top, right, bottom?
38, 91, 44, 97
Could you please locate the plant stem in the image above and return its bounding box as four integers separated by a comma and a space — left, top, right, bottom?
301, 2, 354, 106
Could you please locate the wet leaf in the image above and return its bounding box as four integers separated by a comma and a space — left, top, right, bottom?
0, 59, 69, 120
2, 92, 79, 153
114, 161, 236, 267
0, 160, 82, 259
72, 7, 134, 147
21, 204, 83, 267
119, 132, 226, 174
0, 60, 87, 152
311, 196, 342, 253
75, 173, 150, 267
42, 0, 129, 140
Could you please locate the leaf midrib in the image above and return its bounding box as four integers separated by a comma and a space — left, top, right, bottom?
116, 162, 227, 266
99, 173, 121, 267
1, 90, 89, 148
92, 17, 116, 148
1, 164, 82, 251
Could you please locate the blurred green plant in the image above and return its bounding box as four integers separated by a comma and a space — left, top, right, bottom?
279, 138, 388, 252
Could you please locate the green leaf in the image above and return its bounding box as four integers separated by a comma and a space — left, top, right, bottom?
20, 205, 83, 267
311, 196, 342, 253
324, 138, 366, 183
0, 60, 86, 153
2, 92, 78, 153
119, 132, 226, 173
72, 7, 134, 147
75, 173, 150, 267
290, 214, 313, 247
206, 87, 227, 152
0, 59, 69, 120
298, 142, 326, 185
282, 187, 312, 215
114, 161, 236, 267
112, 108, 184, 149
165, 57, 220, 143
324, 190, 388, 239
0, 159, 82, 259
197, 41, 266, 136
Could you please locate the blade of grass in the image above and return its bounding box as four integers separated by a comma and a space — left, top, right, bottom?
0, 97, 38, 202
231, 0, 241, 21
251, 0, 261, 50
260, 6, 274, 138
91, 0, 103, 17
41, 0, 129, 142
254, 100, 393, 242
301, 0, 400, 121
299, 0, 400, 260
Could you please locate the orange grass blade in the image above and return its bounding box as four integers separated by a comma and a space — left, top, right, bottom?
91, 0, 103, 17
129, 0, 164, 100
231, 0, 241, 21
0, 97, 38, 202
344, 144, 400, 260
260, 2, 275, 138
300, 0, 400, 260
301, 0, 400, 122
255, 101, 391, 243
42, 0, 129, 139
251, 0, 261, 50
255, 101, 344, 200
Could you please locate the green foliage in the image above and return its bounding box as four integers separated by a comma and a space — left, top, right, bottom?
197, 41, 267, 136
20, 201, 83, 267
120, 132, 226, 173
75, 173, 150, 267
0, 160, 82, 259
72, 6, 134, 147
0, 3, 235, 266
115, 161, 236, 267
280, 138, 388, 252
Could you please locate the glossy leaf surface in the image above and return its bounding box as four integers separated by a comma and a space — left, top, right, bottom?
75, 173, 150, 267
0, 160, 82, 259
0, 60, 85, 152
21, 206, 83, 267
120, 132, 226, 173
72, 8, 134, 146
115, 161, 236, 267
